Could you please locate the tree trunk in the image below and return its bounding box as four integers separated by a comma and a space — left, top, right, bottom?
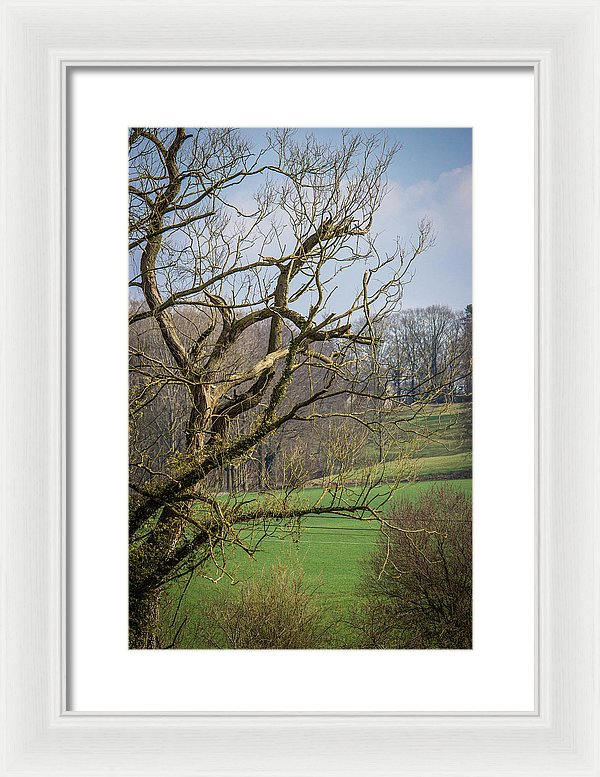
129, 503, 187, 648
129, 586, 161, 649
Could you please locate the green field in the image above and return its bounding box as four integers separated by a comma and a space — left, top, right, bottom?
342, 402, 472, 481
348, 451, 471, 482
163, 478, 472, 648
367, 402, 471, 458
160, 403, 472, 648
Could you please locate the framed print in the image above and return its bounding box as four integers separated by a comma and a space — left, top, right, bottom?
69, 68, 533, 714
1, 1, 599, 776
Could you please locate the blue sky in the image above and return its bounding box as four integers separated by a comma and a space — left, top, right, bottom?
241, 128, 472, 311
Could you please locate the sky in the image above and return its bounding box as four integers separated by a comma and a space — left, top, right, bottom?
241, 128, 472, 312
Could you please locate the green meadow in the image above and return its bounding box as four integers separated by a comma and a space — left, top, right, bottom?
163, 477, 472, 648
160, 403, 472, 648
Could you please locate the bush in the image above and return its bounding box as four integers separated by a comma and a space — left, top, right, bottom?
357, 486, 472, 649
189, 562, 333, 649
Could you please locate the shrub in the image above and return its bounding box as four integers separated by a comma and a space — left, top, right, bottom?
357, 486, 472, 649
189, 562, 333, 649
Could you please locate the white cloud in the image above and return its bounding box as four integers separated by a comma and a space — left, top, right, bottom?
376, 164, 472, 255
368, 165, 472, 310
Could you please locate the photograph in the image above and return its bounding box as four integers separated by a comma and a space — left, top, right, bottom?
128, 126, 473, 650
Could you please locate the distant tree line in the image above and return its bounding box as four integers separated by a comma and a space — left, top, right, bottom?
380, 303, 472, 404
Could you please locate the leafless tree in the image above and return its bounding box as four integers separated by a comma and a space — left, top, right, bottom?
383, 305, 471, 404
128, 128, 435, 648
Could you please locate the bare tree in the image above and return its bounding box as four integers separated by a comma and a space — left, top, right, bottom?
128, 128, 435, 648
383, 305, 471, 404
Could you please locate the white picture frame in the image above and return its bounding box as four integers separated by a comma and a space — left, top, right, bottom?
1, 1, 598, 775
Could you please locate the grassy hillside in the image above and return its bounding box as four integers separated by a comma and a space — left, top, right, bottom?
336, 403, 472, 483
396, 402, 471, 459
347, 450, 471, 482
